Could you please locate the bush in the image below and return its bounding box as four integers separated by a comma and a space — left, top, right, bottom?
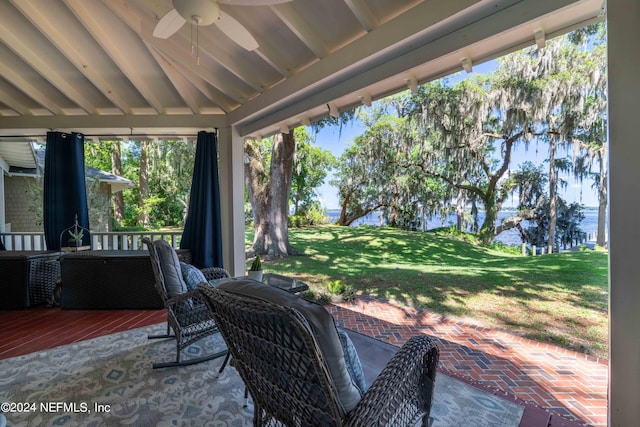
428, 226, 480, 245
489, 241, 524, 255
300, 290, 331, 305
327, 279, 347, 295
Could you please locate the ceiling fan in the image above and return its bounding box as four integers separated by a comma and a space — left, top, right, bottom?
153, 0, 292, 51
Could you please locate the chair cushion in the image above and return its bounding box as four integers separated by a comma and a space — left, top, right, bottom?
153, 240, 187, 298
180, 262, 207, 291
215, 279, 364, 413
336, 328, 367, 394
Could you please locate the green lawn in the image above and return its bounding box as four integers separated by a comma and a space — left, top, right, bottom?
248, 224, 609, 359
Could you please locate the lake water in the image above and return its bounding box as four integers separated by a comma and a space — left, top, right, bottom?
324, 209, 603, 246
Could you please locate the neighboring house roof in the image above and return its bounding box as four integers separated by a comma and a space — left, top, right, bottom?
2, 142, 132, 193
0, 139, 38, 172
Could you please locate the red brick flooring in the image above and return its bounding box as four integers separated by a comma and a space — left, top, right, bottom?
1, 298, 608, 426
328, 296, 608, 427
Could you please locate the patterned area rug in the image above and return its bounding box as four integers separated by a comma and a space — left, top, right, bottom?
1, 323, 523, 426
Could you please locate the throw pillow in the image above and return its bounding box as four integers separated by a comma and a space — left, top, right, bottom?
153, 239, 187, 298
336, 328, 367, 395
180, 262, 207, 291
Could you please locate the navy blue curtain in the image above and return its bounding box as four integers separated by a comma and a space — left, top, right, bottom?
180, 131, 223, 268
43, 131, 90, 250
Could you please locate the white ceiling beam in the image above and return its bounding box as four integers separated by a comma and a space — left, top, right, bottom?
344, 0, 379, 32
101, 0, 255, 108
146, 47, 200, 115
269, 3, 329, 58
234, 0, 592, 136
254, 44, 292, 78
0, 114, 226, 131
148, 46, 238, 113
0, 52, 61, 115
0, 2, 97, 115
9, 0, 131, 114
0, 87, 30, 116
231, 0, 479, 128
142, 38, 244, 107
105, 0, 264, 95
64, 0, 166, 114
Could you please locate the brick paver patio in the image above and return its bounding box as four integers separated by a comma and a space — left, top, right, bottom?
328, 296, 607, 427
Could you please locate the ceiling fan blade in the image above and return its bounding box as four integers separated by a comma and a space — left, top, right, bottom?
215, 12, 259, 51
218, 0, 292, 5
153, 8, 186, 39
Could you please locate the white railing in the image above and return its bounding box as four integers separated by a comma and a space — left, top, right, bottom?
0, 231, 184, 251
0, 232, 47, 251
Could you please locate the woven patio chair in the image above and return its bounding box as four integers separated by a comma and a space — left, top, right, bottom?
198, 280, 439, 427
143, 237, 230, 369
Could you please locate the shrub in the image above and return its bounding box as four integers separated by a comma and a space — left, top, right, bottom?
327, 279, 347, 295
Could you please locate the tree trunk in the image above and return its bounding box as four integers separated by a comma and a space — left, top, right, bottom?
138, 140, 150, 227
455, 189, 465, 231
596, 149, 608, 247
111, 141, 124, 225
245, 133, 297, 259
548, 136, 557, 253
478, 196, 497, 244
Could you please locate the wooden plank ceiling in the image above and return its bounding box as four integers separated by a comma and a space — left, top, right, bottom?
0, 0, 604, 149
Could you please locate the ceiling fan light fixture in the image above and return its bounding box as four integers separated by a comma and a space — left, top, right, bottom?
174, 0, 220, 26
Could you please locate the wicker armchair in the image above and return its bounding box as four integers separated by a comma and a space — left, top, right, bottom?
198, 280, 439, 427
143, 237, 230, 369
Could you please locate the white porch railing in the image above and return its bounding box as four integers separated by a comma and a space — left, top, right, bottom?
0, 231, 184, 251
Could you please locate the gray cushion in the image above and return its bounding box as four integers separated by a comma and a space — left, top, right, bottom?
180, 262, 207, 291
337, 328, 367, 394
153, 240, 187, 298
215, 279, 363, 413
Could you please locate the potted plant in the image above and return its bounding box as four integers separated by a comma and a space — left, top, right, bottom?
327, 279, 347, 303
68, 228, 84, 248
247, 255, 263, 282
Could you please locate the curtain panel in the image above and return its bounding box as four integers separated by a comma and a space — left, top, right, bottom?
43, 131, 90, 250
180, 131, 223, 268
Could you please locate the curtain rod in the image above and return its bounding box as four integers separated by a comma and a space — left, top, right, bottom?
0, 132, 216, 139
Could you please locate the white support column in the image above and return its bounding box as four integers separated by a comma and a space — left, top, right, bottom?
217, 126, 246, 276
0, 158, 6, 232
608, 0, 640, 425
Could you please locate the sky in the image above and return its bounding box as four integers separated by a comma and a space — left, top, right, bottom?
309, 62, 600, 210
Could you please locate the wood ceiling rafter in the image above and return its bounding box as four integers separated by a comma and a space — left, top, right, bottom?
0, 50, 62, 116
146, 47, 200, 115
64, 0, 168, 115
148, 46, 237, 114
269, 2, 329, 59
343, 0, 378, 32
10, 0, 132, 115
0, 2, 97, 115
0, 86, 30, 116
103, 0, 262, 109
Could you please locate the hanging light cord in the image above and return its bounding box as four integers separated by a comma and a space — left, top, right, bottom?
190, 16, 202, 65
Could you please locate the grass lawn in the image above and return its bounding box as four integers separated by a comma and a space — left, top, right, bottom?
248, 224, 609, 359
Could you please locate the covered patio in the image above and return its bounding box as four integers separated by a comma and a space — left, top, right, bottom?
0, 298, 606, 425
0, 0, 636, 425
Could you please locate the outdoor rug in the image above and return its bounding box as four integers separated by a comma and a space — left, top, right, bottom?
0, 323, 524, 426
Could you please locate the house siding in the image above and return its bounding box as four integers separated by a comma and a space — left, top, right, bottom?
5, 175, 113, 233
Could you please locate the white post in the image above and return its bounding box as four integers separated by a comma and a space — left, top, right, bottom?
0, 166, 5, 234
218, 125, 246, 276
608, 0, 640, 424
